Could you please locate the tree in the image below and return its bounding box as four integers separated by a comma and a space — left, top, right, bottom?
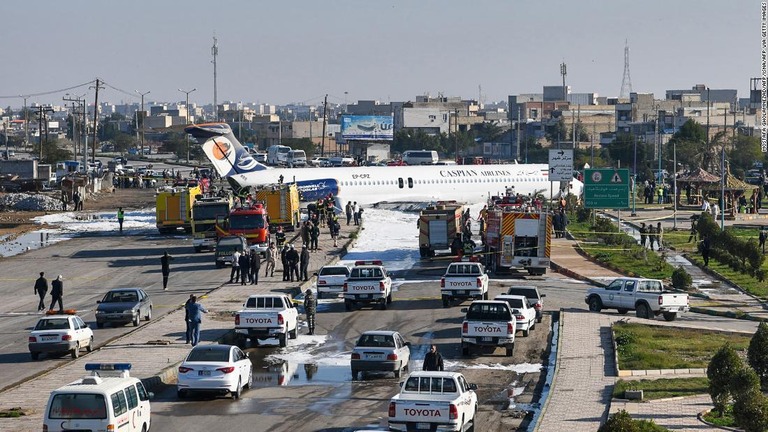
708, 344, 745, 416
748, 322, 768, 390
281, 138, 315, 157
729, 135, 761, 175
473, 122, 505, 143
36, 137, 72, 164
667, 119, 709, 171
545, 118, 567, 145
608, 133, 647, 169
571, 121, 590, 143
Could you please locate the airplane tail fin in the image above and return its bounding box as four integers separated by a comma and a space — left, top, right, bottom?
185, 123, 268, 178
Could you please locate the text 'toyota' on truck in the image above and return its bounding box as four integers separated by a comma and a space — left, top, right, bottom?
191, 196, 233, 252
155, 184, 202, 234
343, 260, 393, 311
440, 261, 489, 308
418, 201, 465, 258
483, 206, 551, 276
254, 183, 301, 233
234, 294, 299, 348
461, 300, 516, 357
216, 203, 270, 256
585, 277, 690, 321
388, 371, 478, 432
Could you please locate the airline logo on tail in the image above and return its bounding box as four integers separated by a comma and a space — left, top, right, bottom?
188, 123, 267, 178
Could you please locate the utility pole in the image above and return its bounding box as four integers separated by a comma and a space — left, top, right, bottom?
320, 94, 328, 157
179, 88, 197, 163
212, 36, 218, 121
90, 79, 104, 163
135, 90, 150, 151
63, 95, 82, 157
516, 109, 521, 162
36, 106, 53, 161
20, 95, 29, 150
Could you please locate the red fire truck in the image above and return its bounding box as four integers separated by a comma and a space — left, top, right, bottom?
216, 203, 271, 255
483, 207, 551, 276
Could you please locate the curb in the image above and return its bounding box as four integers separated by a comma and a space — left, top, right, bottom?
682, 252, 768, 306
616, 368, 707, 378
698, 408, 742, 431
533, 309, 564, 432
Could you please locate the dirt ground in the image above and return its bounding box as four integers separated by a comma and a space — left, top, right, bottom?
0, 188, 156, 239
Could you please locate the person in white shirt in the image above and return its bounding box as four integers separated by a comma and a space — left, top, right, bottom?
230, 250, 241, 283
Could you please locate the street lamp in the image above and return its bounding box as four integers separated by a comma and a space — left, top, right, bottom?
632, 135, 637, 216
135, 90, 150, 152
178, 88, 196, 163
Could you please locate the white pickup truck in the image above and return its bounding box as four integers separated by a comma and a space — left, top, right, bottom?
388, 371, 478, 432
342, 260, 392, 311
461, 300, 516, 356
585, 277, 690, 321
440, 261, 489, 308
234, 294, 299, 347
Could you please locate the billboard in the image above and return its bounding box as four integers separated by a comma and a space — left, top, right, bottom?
341, 115, 393, 140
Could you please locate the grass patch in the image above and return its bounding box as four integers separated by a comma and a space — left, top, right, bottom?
568, 220, 673, 279
702, 405, 736, 427
613, 377, 709, 400
613, 322, 751, 370
0, 408, 25, 418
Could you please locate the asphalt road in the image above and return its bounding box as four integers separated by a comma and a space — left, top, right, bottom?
0, 233, 230, 391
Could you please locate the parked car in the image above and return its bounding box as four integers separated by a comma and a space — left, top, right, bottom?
177, 344, 252, 399
28, 312, 93, 360
95, 288, 153, 328
351, 330, 411, 380
494, 294, 536, 337
308, 157, 331, 167
506, 285, 546, 323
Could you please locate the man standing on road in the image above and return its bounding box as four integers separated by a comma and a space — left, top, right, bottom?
230, 249, 241, 283
34, 272, 48, 312
117, 207, 124, 233
265, 242, 276, 277
160, 251, 173, 290
423, 345, 444, 371
299, 244, 310, 281
309, 221, 320, 251
281, 244, 290, 281
249, 249, 260, 285
185, 295, 208, 346
345, 201, 353, 226
184, 294, 195, 344
286, 244, 300, 282
49, 275, 64, 313
760, 229, 766, 254
304, 289, 317, 335
239, 249, 251, 285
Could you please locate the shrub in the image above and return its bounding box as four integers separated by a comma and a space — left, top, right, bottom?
732, 389, 768, 432
598, 410, 670, 432
575, 207, 591, 223
708, 344, 745, 416
748, 322, 768, 390
671, 266, 692, 290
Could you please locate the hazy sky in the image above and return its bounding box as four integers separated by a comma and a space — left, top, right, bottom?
0, 1, 759, 109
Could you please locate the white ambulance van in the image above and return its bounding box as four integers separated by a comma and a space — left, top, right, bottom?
43, 363, 152, 432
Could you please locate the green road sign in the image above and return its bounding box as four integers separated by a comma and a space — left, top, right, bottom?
584, 168, 630, 209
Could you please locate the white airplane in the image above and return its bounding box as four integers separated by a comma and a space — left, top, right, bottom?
186, 123, 583, 207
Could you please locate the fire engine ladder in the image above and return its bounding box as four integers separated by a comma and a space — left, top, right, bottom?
538, 212, 550, 258
279, 187, 288, 219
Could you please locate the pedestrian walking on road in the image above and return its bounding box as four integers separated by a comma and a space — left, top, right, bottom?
304, 289, 317, 335
299, 245, 310, 281
249, 249, 260, 285
34, 272, 48, 311
701, 235, 712, 267
49, 275, 64, 313
230, 249, 241, 283
72, 191, 82, 212
353, 202, 360, 225
329, 217, 340, 247
184, 294, 195, 344
117, 207, 124, 234
688, 216, 699, 243
185, 295, 208, 346
301, 221, 310, 247
265, 242, 276, 277
639, 223, 647, 248
422, 345, 444, 371
160, 251, 173, 290
281, 244, 290, 281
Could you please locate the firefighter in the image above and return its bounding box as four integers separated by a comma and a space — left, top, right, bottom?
275, 226, 286, 248
450, 233, 463, 256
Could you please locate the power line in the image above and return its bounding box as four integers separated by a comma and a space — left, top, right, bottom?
0, 80, 96, 99
99, 79, 140, 99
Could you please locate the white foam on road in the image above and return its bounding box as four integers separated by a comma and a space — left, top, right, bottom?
34, 208, 156, 235
338, 207, 420, 271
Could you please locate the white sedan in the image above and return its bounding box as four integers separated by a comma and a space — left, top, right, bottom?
177, 344, 252, 399
351, 330, 411, 380
495, 294, 537, 337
